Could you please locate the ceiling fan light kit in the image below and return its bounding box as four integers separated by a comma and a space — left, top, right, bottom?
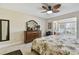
47, 10, 52, 14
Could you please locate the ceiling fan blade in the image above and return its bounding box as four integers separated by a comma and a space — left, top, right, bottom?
52, 9, 60, 13
41, 3, 49, 10
41, 10, 47, 13
53, 4, 61, 9
42, 6, 48, 10
51, 4, 61, 13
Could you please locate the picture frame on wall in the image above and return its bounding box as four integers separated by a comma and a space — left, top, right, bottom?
48, 22, 52, 29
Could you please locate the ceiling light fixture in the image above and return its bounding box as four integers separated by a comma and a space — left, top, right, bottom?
47, 10, 52, 14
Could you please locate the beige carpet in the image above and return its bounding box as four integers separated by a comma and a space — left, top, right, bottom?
0, 43, 37, 55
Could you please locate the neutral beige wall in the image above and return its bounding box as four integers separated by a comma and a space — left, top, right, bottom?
0, 8, 45, 48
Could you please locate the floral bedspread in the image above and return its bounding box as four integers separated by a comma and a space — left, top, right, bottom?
32, 35, 79, 55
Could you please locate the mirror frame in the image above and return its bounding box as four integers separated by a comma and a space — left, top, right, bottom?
26, 20, 38, 31
0, 19, 10, 42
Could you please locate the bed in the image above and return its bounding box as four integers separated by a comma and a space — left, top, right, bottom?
31, 35, 79, 55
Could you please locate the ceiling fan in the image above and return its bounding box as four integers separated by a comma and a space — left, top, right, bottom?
41, 3, 61, 14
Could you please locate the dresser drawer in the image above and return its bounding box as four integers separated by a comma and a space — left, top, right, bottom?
24, 31, 41, 43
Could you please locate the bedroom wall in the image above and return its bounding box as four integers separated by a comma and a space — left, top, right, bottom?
0, 8, 46, 48
45, 11, 79, 39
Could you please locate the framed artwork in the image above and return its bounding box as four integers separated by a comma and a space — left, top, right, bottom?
48, 22, 52, 29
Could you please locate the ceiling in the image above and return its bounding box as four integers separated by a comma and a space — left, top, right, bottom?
0, 3, 79, 19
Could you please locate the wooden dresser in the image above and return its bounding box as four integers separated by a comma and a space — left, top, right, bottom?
24, 31, 41, 43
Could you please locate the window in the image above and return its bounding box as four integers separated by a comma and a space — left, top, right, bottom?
53, 17, 77, 38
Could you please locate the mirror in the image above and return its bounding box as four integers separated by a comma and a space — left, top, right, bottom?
0, 20, 9, 41
26, 20, 40, 31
